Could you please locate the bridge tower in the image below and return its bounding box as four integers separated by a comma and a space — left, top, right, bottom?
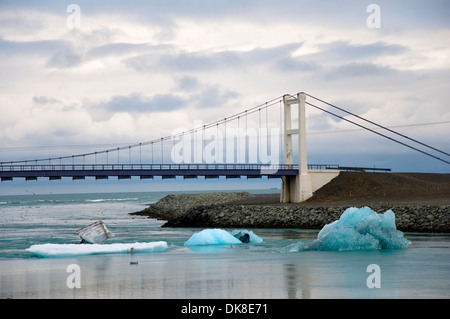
280, 92, 339, 203
280, 92, 312, 202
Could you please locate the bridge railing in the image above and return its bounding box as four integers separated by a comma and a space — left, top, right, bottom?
0, 163, 301, 172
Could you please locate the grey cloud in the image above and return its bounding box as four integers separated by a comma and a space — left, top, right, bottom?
306, 113, 338, 132
318, 41, 407, 61
273, 40, 407, 76
33, 96, 61, 105
87, 43, 147, 58
159, 51, 222, 71
2, 0, 449, 32
125, 42, 302, 73
0, 38, 69, 56
328, 62, 395, 79
46, 47, 82, 68
146, 93, 188, 111
86, 42, 172, 59
0, 14, 46, 34
175, 76, 200, 91
99, 87, 238, 113
274, 40, 405, 74
124, 53, 157, 73
242, 43, 303, 64
125, 50, 238, 73
0, 38, 83, 68
193, 86, 240, 109
104, 92, 188, 113
276, 57, 321, 72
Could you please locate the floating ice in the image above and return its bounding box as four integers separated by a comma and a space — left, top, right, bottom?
184, 229, 242, 246
184, 228, 263, 246
26, 241, 168, 258
76, 220, 114, 244
230, 229, 264, 244
287, 207, 410, 252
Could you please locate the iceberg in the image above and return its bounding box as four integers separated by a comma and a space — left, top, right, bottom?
26, 241, 168, 258
287, 207, 410, 252
184, 228, 263, 246
184, 229, 242, 246
76, 220, 113, 244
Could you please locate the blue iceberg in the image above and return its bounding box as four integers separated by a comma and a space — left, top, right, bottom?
287, 207, 411, 252
184, 229, 263, 246
184, 229, 242, 246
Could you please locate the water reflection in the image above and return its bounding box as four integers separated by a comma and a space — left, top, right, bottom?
284, 263, 311, 299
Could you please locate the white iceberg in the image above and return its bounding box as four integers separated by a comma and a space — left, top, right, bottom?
76, 220, 114, 244
26, 241, 168, 258
287, 207, 410, 252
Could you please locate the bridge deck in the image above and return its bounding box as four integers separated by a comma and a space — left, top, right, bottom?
0, 164, 390, 181
0, 164, 296, 180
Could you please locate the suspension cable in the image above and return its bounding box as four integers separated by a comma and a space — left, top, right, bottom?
305, 101, 450, 165
1, 96, 283, 165
305, 93, 450, 158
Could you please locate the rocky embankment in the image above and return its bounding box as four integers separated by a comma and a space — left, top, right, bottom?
132, 191, 450, 233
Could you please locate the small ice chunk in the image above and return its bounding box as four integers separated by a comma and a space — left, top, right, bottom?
381, 209, 397, 229
230, 229, 264, 243
184, 229, 242, 246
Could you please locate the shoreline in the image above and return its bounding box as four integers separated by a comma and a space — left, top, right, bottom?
132, 172, 449, 233
131, 191, 450, 233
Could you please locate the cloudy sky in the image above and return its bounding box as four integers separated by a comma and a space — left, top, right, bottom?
0, 0, 449, 193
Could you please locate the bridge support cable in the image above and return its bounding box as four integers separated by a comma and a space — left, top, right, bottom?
0, 95, 284, 166
305, 93, 450, 158
304, 100, 450, 165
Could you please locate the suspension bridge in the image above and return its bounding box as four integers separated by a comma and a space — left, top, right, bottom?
1, 92, 448, 202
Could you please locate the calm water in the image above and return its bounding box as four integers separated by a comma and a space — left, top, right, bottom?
0, 191, 449, 299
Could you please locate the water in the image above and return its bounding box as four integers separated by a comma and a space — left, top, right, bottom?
0, 191, 449, 299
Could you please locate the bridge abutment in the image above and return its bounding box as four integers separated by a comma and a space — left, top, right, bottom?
280, 174, 312, 203
281, 170, 340, 203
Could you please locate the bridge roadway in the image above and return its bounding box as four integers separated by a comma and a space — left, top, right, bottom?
0, 164, 390, 181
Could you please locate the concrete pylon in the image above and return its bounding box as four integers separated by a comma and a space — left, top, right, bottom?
280, 92, 313, 203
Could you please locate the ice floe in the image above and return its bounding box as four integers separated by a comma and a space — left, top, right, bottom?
26, 241, 168, 258
184, 228, 263, 246
286, 207, 411, 252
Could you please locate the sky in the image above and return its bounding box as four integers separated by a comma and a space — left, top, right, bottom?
0, 0, 449, 194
